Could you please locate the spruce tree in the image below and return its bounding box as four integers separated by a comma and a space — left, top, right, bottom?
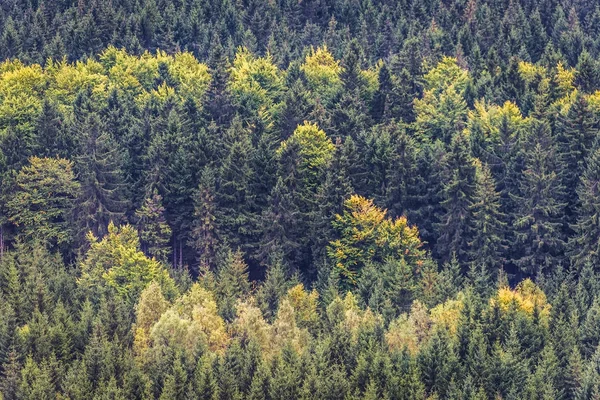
512, 120, 566, 276
468, 161, 507, 274
74, 114, 129, 242
311, 137, 353, 266
569, 146, 600, 269
215, 118, 256, 253
189, 167, 219, 271
556, 93, 598, 217
135, 189, 172, 263
435, 132, 477, 264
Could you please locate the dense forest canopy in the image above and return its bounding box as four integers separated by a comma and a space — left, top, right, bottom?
1, 0, 600, 399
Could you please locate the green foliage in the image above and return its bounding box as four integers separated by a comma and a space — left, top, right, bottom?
136, 189, 172, 263
1, 1, 600, 396
7, 157, 80, 248
328, 195, 425, 286
79, 223, 177, 302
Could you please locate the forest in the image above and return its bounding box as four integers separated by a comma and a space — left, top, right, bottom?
1, 0, 600, 398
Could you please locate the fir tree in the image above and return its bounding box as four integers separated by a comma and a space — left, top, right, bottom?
74, 114, 129, 243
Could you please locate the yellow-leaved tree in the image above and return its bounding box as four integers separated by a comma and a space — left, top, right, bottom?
136, 283, 229, 360
300, 46, 343, 104
328, 195, 424, 286
413, 57, 470, 143
78, 223, 177, 302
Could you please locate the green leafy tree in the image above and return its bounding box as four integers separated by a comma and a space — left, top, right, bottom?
7, 157, 80, 248
78, 223, 176, 303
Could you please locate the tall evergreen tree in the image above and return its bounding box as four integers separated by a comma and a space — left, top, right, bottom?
435, 132, 477, 264
135, 189, 172, 263
512, 120, 566, 276
569, 146, 600, 269
74, 114, 129, 243
468, 161, 507, 274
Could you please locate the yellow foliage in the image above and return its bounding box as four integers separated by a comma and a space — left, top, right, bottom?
429, 293, 464, 335
329, 195, 424, 284
0, 63, 46, 129
272, 299, 310, 355
326, 293, 384, 344
228, 47, 283, 112
150, 284, 229, 354
518, 61, 545, 83
78, 223, 177, 302
422, 57, 470, 94
0, 47, 212, 136
169, 52, 211, 102
135, 282, 170, 333
587, 90, 600, 113
230, 299, 272, 354
386, 301, 432, 354
556, 62, 576, 95
46, 59, 109, 106
300, 45, 342, 102
285, 284, 319, 330
466, 100, 529, 141
278, 121, 335, 174
491, 279, 551, 324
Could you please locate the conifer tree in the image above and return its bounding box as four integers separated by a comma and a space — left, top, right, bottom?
216, 248, 250, 321
556, 93, 598, 216
189, 167, 219, 271
468, 161, 507, 273
135, 189, 172, 263
74, 114, 129, 242
569, 146, 600, 269
215, 118, 256, 253
418, 328, 457, 399
311, 137, 353, 264
34, 100, 71, 159
512, 120, 566, 276
435, 132, 477, 264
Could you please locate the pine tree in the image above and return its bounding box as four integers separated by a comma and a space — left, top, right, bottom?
216, 248, 250, 321
580, 298, 600, 359
18, 357, 54, 400
256, 253, 292, 321
311, 137, 353, 266
215, 118, 256, 253
194, 356, 219, 400
418, 328, 457, 399
556, 93, 598, 217
34, 100, 72, 159
386, 128, 418, 218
